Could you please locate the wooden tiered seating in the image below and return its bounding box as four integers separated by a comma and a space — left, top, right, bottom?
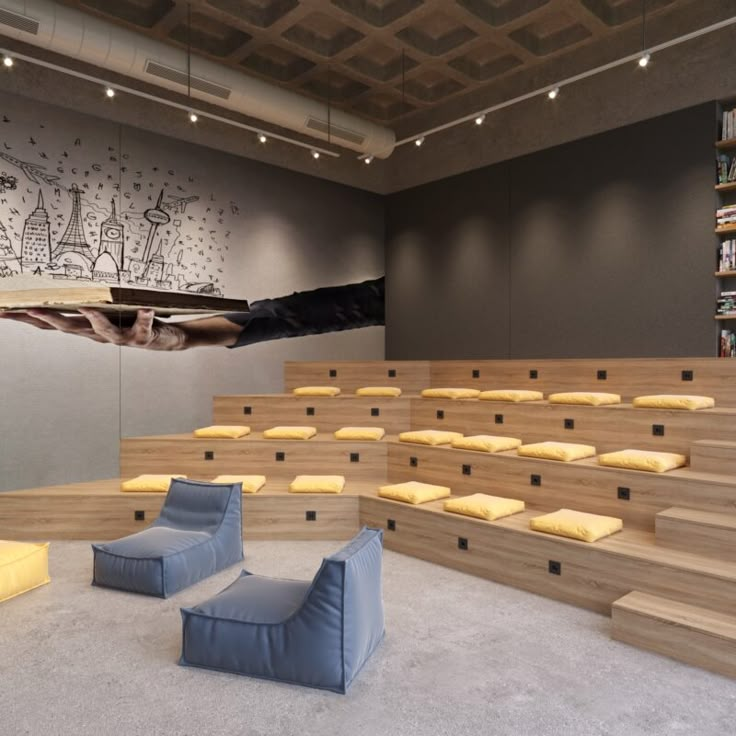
284, 360, 430, 393
655, 507, 736, 562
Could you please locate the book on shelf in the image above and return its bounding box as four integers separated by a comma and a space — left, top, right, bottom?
719, 240, 736, 271
720, 329, 736, 357
722, 108, 736, 140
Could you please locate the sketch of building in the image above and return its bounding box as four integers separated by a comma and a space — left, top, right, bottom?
141, 189, 170, 265
98, 199, 124, 268
21, 189, 51, 266
92, 251, 119, 282
51, 183, 94, 261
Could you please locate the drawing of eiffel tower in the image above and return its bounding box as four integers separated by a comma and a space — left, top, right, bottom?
51, 183, 93, 261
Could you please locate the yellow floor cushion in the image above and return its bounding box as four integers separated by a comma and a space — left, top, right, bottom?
334, 427, 386, 441
211, 475, 267, 493
193, 425, 251, 439
598, 449, 687, 473
478, 390, 544, 402
444, 493, 525, 521
517, 441, 597, 462
292, 386, 341, 397
399, 429, 464, 446
378, 481, 451, 505
263, 426, 318, 440
632, 394, 715, 410
450, 435, 522, 453
355, 386, 402, 397
121, 474, 186, 492
530, 509, 623, 543
0, 541, 50, 603
548, 392, 621, 406
421, 388, 481, 400
289, 475, 345, 494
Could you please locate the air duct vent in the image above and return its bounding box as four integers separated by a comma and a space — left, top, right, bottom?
0, 7, 39, 35
305, 116, 365, 146
144, 60, 231, 100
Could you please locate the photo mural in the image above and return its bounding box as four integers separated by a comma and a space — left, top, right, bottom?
0, 105, 241, 295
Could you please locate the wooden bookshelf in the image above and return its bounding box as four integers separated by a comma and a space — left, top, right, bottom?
715, 314, 736, 320
716, 182, 736, 192
716, 224, 736, 235
716, 271, 736, 278
716, 137, 736, 151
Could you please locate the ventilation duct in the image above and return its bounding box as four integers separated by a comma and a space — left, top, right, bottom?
0, 0, 396, 158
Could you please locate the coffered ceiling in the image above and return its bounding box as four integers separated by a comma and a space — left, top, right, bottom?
52, 0, 712, 135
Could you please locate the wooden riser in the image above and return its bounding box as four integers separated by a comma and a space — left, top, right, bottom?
612, 591, 736, 679
284, 360, 430, 394
656, 507, 736, 562
691, 439, 736, 474
429, 358, 736, 405
387, 443, 736, 531
359, 496, 736, 617
412, 399, 736, 455
212, 395, 411, 433
119, 434, 388, 483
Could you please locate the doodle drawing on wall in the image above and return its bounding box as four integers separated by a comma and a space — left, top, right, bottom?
0, 115, 240, 295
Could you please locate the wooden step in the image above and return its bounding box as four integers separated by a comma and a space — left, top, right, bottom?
284, 360, 430, 394
656, 507, 736, 562
691, 439, 736, 474
612, 591, 736, 678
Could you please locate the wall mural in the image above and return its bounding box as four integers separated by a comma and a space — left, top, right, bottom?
0, 114, 241, 295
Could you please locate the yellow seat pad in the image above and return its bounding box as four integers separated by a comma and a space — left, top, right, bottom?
193, 425, 250, 439
518, 441, 597, 462
530, 509, 623, 543
421, 388, 481, 400
0, 541, 50, 603
355, 386, 402, 397
598, 449, 687, 473
548, 392, 621, 406
292, 386, 341, 397
478, 390, 544, 402
334, 426, 386, 441
444, 493, 525, 521
121, 474, 186, 492
263, 426, 318, 440
289, 475, 345, 494
451, 435, 522, 453
632, 394, 715, 410
211, 475, 266, 493
399, 429, 464, 446
378, 481, 451, 505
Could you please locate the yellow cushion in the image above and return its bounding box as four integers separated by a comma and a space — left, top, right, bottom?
0, 541, 50, 603
334, 426, 386, 441
478, 390, 544, 402
548, 392, 621, 406
378, 481, 451, 505
444, 493, 525, 521
421, 388, 481, 400
121, 474, 186, 492
530, 509, 623, 543
517, 441, 597, 462
399, 429, 464, 446
211, 475, 266, 493
292, 386, 341, 397
632, 394, 715, 410
450, 435, 522, 453
193, 425, 250, 439
355, 386, 402, 397
598, 449, 687, 473
289, 475, 345, 494
263, 426, 317, 440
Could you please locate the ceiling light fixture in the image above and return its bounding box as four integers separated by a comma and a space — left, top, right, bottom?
414, 137, 425, 147
311, 150, 320, 160
3, 56, 13, 68
638, 1, 650, 69
638, 53, 651, 68
188, 111, 198, 123
475, 114, 486, 126
257, 133, 267, 143
364, 155, 374, 164
105, 86, 115, 98
547, 87, 560, 100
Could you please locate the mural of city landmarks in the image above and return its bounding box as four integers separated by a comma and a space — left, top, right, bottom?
0, 102, 240, 296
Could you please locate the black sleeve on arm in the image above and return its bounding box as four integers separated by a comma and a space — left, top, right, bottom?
222, 276, 385, 349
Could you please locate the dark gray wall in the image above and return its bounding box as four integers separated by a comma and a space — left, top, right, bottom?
385, 103, 716, 359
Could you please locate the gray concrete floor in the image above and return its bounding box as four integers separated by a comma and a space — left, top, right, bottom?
1, 540, 734, 736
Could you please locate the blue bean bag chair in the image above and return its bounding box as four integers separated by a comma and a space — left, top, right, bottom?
179, 526, 384, 693
92, 479, 243, 598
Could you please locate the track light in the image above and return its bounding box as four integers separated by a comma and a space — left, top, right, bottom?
105, 87, 115, 98
364, 155, 374, 164
257, 133, 267, 144
2, 56, 13, 68
311, 150, 320, 160
638, 53, 651, 68
414, 137, 425, 147
547, 87, 559, 100
188, 111, 198, 123
474, 114, 486, 126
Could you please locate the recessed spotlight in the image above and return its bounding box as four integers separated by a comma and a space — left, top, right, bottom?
547, 87, 559, 100
311, 150, 320, 160
188, 112, 198, 123
105, 87, 115, 98
3, 56, 13, 68
364, 155, 374, 165
638, 53, 651, 68
414, 137, 425, 147
475, 114, 486, 126
257, 133, 267, 144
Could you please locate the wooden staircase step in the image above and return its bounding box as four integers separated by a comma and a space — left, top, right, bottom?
612, 591, 736, 678
690, 439, 736, 474
656, 507, 736, 562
